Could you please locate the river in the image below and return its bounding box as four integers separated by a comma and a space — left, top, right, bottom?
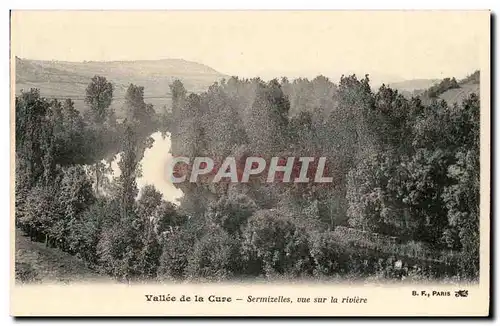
107, 132, 184, 204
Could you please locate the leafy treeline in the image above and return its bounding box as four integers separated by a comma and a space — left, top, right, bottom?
166, 74, 480, 280
15, 72, 480, 282
404, 70, 480, 100
423, 77, 460, 98
460, 70, 481, 85
15, 76, 178, 280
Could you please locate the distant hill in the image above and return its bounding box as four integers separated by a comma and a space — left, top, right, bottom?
422, 71, 480, 106
387, 79, 440, 93
14, 57, 480, 114
437, 70, 480, 105
387, 71, 480, 106
14, 57, 227, 116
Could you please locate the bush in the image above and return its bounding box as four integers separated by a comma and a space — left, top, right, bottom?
309, 231, 347, 276
185, 225, 239, 281
96, 219, 135, 279
157, 229, 195, 280
207, 193, 257, 235
19, 185, 58, 242
157, 219, 205, 280
241, 209, 313, 277
310, 230, 401, 278
67, 200, 110, 267
137, 232, 162, 279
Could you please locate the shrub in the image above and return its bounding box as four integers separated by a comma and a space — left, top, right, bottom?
241, 209, 313, 277
207, 193, 257, 235
157, 228, 195, 280
137, 232, 162, 279
96, 219, 136, 280
19, 185, 58, 242
309, 231, 347, 275
185, 225, 239, 281
157, 219, 205, 280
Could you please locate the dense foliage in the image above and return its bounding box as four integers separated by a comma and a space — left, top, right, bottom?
15, 71, 481, 282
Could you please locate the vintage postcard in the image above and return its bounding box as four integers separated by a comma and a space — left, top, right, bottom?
10, 10, 491, 317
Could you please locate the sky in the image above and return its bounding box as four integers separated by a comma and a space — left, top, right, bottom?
11, 10, 489, 81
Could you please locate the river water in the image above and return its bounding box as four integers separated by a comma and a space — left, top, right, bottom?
107, 132, 184, 204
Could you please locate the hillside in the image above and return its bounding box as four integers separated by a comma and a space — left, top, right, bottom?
14, 57, 227, 116
15, 228, 109, 284
438, 82, 480, 106
14, 57, 479, 114
389, 72, 480, 106
388, 78, 440, 93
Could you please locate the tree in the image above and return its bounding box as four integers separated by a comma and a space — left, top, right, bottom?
84, 76, 117, 194
158, 218, 205, 279
15, 70, 482, 282
153, 200, 184, 234
245, 79, 290, 155
124, 84, 146, 123
425, 77, 460, 98
369, 84, 413, 153
137, 229, 162, 279
68, 199, 114, 267
96, 124, 144, 281
53, 166, 95, 251
20, 185, 58, 246
122, 84, 157, 157
117, 124, 140, 219
138, 185, 163, 220
241, 209, 313, 277
186, 225, 238, 280
204, 85, 247, 157
346, 152, 409, 235
442, 94, 480, 277
135, 184, 165, 278
15, 89, 50, 189
170, 79, 187, 119
207, 192, 257, 235
56, 99, 89, 165
85, 75, 114, 125
171, 93, 207, 157
97, 218, 137, 279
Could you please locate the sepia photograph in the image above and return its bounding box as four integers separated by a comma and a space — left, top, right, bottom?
9, 10, 491, 317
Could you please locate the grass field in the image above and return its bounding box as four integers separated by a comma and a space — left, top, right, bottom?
439, 82, 480, 106
14, 57, 227, 116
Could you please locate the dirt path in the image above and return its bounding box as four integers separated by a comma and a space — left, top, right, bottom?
15, 229, 110, 284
